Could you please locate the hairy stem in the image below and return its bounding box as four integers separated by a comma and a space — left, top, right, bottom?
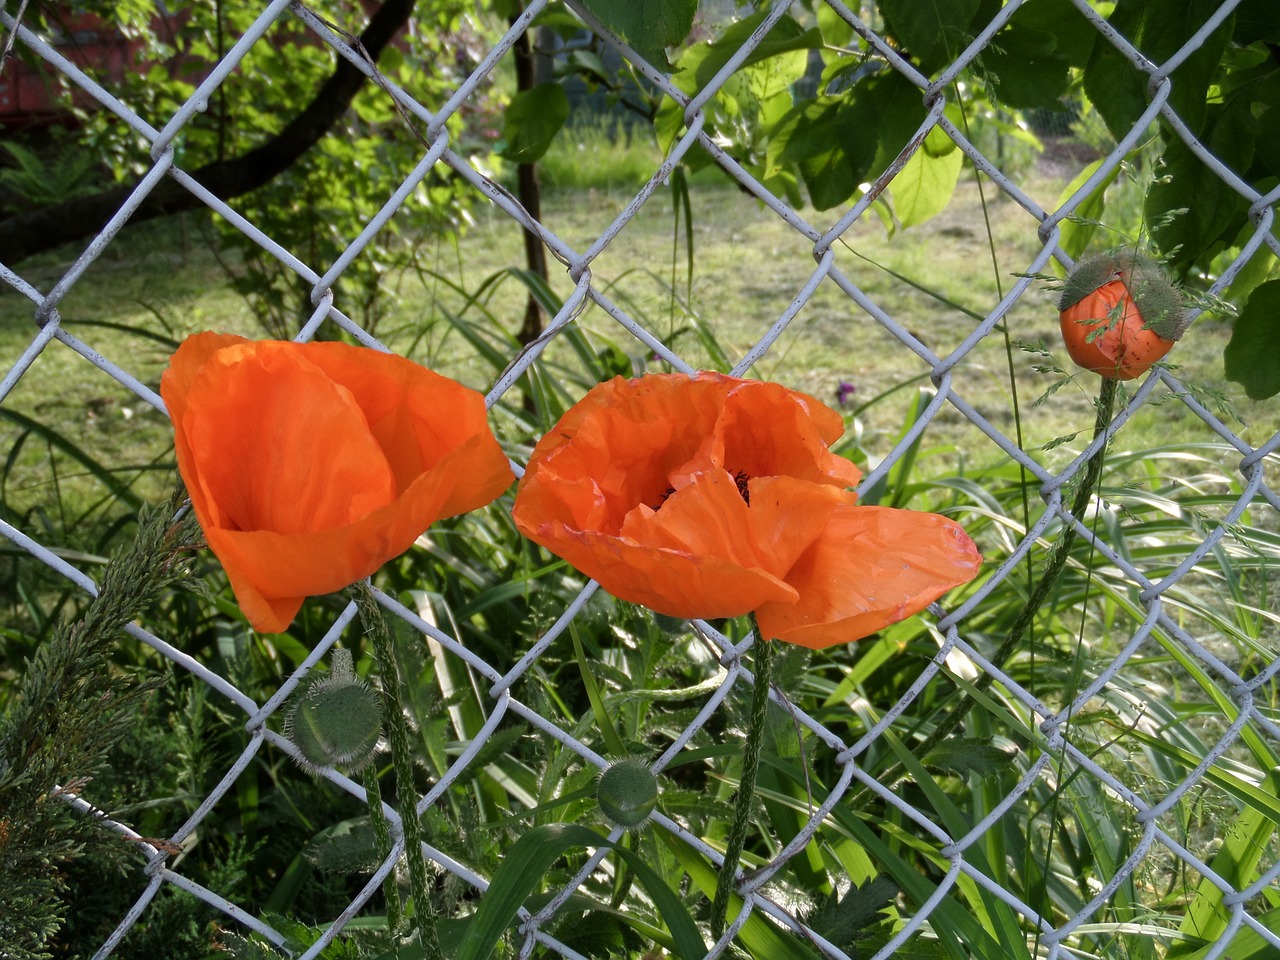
361, 761, 403, 935
353, 582, 442, 960
710, 615, 774, 941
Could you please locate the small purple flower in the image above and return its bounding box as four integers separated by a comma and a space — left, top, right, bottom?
835, 380, 857, 407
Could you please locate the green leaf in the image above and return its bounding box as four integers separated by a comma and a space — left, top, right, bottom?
1053, 156, 1125, 262
1181, 764, 1280, 947
579, 0, 697, 69
1004, 0, 1096, 66
980, 26, 1071, 111
771, 72, 925, 211
773, 96, 872, 210
878, 0, 981, 74
672, 12, 822, 94
806, 876, 899, 948
570, 625, 628, 757
891, 132, 963, 228
816, 4, 854, 50
1173, 904, 1280, 960
499, 83, 570, 164
456, 824, 705, 960
1145, 133, 1247, 270
922, 737, 1015, 779
1224, 279, 1280, 399
662, 833, 825, 960
867, 71, 933, 173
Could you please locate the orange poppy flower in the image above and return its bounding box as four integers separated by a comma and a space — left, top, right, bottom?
512, 373, 980, 649
162, 332, 514, 633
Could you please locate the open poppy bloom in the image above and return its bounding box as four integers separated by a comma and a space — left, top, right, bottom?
162, 333, 514, 633
512, 373, 980, 649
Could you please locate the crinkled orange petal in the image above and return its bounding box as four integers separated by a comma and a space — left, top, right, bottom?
519, 471, 794, 619
297, 342, 515, 511
743, 476, 853, 576
529, 376, 726, 530
205, 453, 494, 633
756, 504, 981, 649
518, 521, 795, 620
162, 331, 251, 531
161, 334, 513, 634
716, 380, 862, 490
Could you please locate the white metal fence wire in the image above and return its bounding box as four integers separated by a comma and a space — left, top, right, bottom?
1, 1, 1278, 958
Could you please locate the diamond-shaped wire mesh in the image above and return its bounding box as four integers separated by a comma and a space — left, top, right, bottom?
2, 1, 1279, 958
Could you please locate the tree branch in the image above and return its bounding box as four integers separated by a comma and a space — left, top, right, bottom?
0, 0, 416, 265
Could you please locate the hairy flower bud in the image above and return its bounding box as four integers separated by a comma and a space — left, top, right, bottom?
284, 648, 381, 775
596, 758, 659, 830
1058, 251, 1187, 380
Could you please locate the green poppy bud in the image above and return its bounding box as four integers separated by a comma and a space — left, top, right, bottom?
284, 648, 381, 775
596, 758, 659, 829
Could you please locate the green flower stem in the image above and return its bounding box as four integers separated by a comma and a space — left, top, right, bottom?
353, 582, 443, 960
710, 614, 774, 941
874, 377, 1118, 791
361, 761, 402, 935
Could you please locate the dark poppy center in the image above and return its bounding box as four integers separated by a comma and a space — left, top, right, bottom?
650, 470, 751, 511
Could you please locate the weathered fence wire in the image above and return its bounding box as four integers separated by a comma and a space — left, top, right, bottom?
2, 1, 1278, 958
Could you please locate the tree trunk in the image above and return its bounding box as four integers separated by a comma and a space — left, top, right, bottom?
510, 14, 550, 348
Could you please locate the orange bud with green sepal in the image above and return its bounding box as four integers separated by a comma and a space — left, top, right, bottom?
1058, 251, 1188, 380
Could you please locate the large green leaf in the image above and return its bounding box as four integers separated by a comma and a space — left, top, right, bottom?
878, 0, 981, 74
1224, 279, 1280, 399
581, 0, 698, 69
678, 12, 822, 94
499, 83, 570, 164
980, 23, 1072, 111
1004, 0, 1097, 66
771, 72, 926, 211
891, 128, 963, 228
1145, 131, 1248, 271
1085, 0, 1235, 139
1052, 157, 1125, 262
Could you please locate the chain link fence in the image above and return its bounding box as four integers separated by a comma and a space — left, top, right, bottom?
2, 1, 1279, 958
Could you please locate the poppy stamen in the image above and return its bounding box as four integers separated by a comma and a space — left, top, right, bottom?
651, 486, 677, 511
650, 471, 751, 511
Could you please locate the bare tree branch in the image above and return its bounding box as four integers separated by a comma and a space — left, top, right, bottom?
0, 0, 416, 265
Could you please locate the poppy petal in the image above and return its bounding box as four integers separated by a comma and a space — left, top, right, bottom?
182, 344, 397, 534
162, 331, 252, 529
520, 518, 795, 620
298, 342, 514, 507
716, 381, 862, 490
755, 504, 981, 649
744, 476, 852, 576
